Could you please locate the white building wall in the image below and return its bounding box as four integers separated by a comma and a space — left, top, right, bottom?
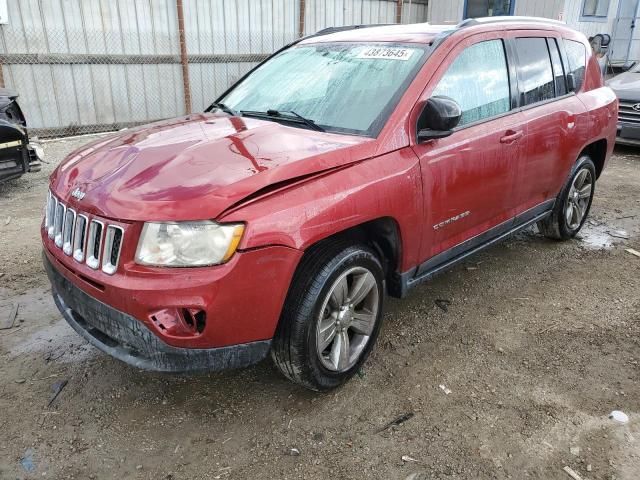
562, 0, 640, 65
427, 0, 640, 63
563, 0, 618, 37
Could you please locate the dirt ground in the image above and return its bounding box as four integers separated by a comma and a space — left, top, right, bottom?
0, 136, 639, 480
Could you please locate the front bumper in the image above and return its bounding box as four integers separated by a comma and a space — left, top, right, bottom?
26, 141, 43, 172
617, 123, 640, 147
42, 223, 302, 349
0, 136, 42, 183
45, 253, 271, 372
615, 135, 640, 147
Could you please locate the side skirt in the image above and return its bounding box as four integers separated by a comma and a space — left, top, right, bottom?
390, 200, 554, 298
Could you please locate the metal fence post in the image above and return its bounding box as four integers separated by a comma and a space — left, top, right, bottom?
176, 0, 192, 115
396, 0, 404, 24
298, 0, 306, 38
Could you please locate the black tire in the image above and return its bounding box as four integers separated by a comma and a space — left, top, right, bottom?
271, 241, 385, 391
538, 155, 596, 240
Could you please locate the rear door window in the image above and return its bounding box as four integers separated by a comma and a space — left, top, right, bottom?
514, 37, 555, 106
564, 40, 587, 91
431, 39, 511, 127
547, 38, 567, 96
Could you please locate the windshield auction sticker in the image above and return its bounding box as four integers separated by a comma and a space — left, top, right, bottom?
357, 47, 414, 61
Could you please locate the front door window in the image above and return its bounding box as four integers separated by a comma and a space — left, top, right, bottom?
431, 39, 511, 127
465, 0, 513, 18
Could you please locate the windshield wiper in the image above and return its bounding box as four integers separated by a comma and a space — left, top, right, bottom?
210, 102, 238, 116
241, 109, 325, 132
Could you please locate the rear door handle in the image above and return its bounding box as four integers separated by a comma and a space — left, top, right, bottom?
500, 130, 523, 143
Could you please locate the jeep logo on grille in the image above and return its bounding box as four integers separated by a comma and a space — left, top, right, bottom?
633, 103, 640, 112
71, 188, 86, 201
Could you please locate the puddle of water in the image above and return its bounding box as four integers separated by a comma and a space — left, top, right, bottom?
578, 223, 614, 249
577, 221, 630, 250
505, 220, 630, 251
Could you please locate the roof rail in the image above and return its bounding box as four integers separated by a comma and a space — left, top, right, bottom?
312, 24, 395, 37
457, 15, 566, 28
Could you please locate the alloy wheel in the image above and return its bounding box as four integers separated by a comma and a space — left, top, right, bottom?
316, 266, 380, 372
565, 167, 593, 230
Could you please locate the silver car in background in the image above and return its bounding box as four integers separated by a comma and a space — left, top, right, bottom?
608, 65, 640, 146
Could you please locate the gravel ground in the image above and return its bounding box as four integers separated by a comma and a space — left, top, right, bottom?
0, 136, 639, 480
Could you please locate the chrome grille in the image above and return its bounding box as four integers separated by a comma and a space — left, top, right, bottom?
44, 190, 124, 275
102, 226, 124, 275
44, 190, 53, 231
47, 194, 58, 239
62, 208, 76, 255
86, 220, 104, 270
53, 202, 66, 247
619, 101, 640, 125
73, 215, 88, 262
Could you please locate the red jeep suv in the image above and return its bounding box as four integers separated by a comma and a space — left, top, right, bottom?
42, 18, 617, 391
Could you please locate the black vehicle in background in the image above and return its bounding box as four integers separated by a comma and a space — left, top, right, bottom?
0, 88, 42, 183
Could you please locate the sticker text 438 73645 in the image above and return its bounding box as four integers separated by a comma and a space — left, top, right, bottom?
357, 47, 414, 61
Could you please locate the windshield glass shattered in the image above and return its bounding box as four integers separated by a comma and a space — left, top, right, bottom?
220, 43, 428, 136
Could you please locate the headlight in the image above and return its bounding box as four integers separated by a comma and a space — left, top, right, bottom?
135, 221, 244, 267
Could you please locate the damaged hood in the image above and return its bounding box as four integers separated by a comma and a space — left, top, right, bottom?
50, 113, 376, 221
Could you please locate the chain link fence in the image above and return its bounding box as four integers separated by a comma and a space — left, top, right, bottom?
0, 0, 428, 138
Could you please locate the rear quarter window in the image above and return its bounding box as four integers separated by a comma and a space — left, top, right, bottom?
564, 40, 587, 91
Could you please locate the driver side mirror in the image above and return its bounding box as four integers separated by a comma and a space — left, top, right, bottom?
417, 96, 462, 142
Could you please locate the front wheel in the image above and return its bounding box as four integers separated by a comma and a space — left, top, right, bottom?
538, 155, 596, 240
271, 242, 384, 391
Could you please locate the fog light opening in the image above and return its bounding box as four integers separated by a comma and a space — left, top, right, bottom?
149, 308, 205, 338
151, 315, 167, 331
181, 308, 206, 334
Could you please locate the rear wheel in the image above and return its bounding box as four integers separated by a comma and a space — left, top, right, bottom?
538, 155, 596, 240
271, 242, 384, 391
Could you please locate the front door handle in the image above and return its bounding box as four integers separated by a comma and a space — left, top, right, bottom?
500, 130, 523, 143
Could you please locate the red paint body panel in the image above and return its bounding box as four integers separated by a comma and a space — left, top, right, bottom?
409, 29, 526, 260
44, 21, 617, 353
223, 148, 424, 272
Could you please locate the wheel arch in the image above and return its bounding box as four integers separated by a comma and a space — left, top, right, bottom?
297, 217, 404, 298
579, 138, 607, 178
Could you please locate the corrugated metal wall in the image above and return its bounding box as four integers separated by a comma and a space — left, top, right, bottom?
427, 0, 564, 23
514, 0, 563, 18
182, 0, 300, 113
0, 0, 428, 137
428, 0, 463, 24
304, 0, 427, 31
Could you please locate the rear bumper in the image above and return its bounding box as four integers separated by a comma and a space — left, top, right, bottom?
45, 253, 271, 372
